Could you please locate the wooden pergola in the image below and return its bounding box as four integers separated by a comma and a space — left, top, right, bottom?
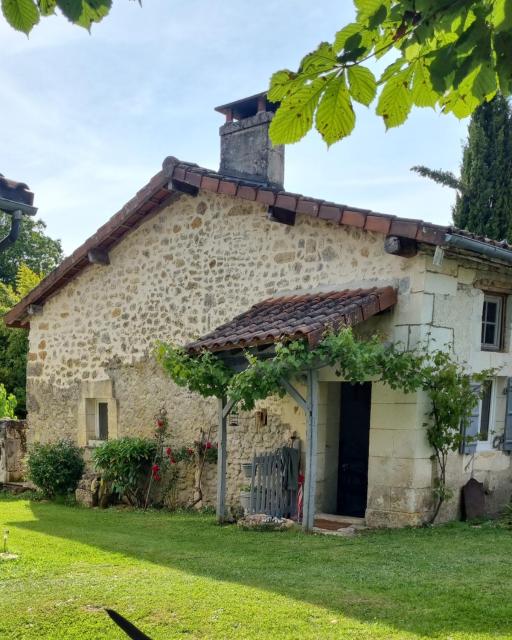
185, 286, 398, 533
216, 360, 319, 532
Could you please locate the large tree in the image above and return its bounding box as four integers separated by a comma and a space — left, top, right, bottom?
0, 212, 62, 286
0, 212, 61, 416
269, 0, 512, 146
412, 94, 512, 240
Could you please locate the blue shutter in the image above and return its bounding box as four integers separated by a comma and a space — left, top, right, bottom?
461, 383, 481, 454
504, 378, 512, 452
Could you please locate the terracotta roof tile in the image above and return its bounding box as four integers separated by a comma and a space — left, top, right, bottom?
186, 286, 397, 354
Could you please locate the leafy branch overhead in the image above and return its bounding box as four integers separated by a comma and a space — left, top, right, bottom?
269, 0, 512, 146
1, 0, 140, 34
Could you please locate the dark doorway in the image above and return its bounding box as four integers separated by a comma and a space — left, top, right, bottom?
337, 382, 371, 517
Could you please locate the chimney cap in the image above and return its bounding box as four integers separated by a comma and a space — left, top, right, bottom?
215, 92, 279, 122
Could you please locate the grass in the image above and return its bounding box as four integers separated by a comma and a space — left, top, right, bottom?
0, 495, 511, 639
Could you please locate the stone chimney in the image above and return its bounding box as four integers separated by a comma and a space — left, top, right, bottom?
215, 92, 284, 189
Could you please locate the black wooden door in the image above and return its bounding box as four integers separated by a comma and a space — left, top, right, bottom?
337, 382, 371, 517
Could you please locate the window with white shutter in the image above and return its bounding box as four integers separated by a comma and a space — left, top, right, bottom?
481, 295, 504, 351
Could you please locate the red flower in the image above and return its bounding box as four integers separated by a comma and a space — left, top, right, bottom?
205, 442, 212, 449
152, 464, 160, 473
154, 473, 161, 482
166, 447, 172, 457
156, 419, 165, 428
170, 457, 176, 465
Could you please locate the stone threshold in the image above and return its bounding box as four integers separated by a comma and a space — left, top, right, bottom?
313, 512, 367, 536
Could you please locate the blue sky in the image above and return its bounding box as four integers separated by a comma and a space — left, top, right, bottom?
1, 0, 468, 255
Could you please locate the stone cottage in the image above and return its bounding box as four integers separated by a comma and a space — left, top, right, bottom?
5, 92, 512, 528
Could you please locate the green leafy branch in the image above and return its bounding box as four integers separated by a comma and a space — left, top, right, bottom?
1, 0, 141, 34
0, 383, 17, 419
269, 0, 511, 146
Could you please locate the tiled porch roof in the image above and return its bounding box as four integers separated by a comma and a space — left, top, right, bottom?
186, 286, 397, 354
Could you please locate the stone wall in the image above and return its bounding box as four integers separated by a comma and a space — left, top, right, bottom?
25, 189, 419, 512
0, 419, 27, 483
388, 254, 512, 524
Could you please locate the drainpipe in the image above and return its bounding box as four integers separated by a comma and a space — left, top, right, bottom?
444, 233, 512, 266
0, 195, 37, 254
0, 210, 22, 252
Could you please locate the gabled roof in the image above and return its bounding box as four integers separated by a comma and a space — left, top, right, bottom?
4, 155, 512, 328
186, 287, 397, 354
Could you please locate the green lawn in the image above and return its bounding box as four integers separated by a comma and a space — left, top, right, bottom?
0, 496, 511, 639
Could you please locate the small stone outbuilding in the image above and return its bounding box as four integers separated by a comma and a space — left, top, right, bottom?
5, 92, 512, 526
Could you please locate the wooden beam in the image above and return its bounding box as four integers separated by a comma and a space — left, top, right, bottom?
280, 378, 307, 413
267, 206, 296, 227
170, 179, 199, 197
216, 397, 228, 523
222, 397, 236, 420
302, 368, 319, 533
87, 248, 110, 265
384, 235, 418, 258
26, 304, 43, 316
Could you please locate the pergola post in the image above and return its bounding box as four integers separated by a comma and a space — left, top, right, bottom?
303, 368, 319, 533
280, 370, 319, 533
216, 397, 228, 523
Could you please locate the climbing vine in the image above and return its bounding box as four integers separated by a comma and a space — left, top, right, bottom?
157, 329, 495, 523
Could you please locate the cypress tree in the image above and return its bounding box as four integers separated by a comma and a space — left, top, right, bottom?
412, 94, 512, 241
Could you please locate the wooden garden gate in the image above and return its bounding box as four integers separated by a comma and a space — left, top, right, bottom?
249, 447, 299, 518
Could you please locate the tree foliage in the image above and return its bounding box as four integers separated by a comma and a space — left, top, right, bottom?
0, 264, 44, 416
1, 0, 140, 34
0, 212, 62, 286
410, 165, 462, 190
412, 94, 512, 240
269, 0, 512, 146
0, 383, 17, 418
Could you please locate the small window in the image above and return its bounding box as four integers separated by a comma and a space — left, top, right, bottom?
478, 380, 493, 442
481, 295, 504, 350
97, 401, 109, 440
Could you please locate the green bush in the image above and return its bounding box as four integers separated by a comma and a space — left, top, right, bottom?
92, 437, 156, 506
27, 440, 85, 498
0, 383, 16, 418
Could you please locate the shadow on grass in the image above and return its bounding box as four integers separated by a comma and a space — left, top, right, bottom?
7, 497, 512, 638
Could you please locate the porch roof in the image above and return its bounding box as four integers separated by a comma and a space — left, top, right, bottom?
186, 286, 397, 354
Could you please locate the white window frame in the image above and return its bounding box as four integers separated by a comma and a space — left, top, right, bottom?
476, 379, 496, 451
481, 294, 504, 351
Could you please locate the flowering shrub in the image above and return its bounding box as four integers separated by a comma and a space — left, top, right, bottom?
92, 437, 156, 507
27, 440, 84, 498
172, 439, 218, 465
143, 409, 218, 509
